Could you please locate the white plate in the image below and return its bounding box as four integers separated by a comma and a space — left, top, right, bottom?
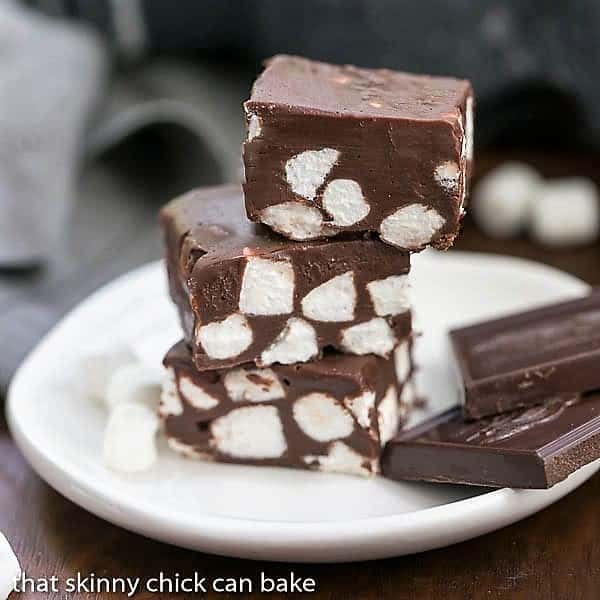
7, 251, 597, 563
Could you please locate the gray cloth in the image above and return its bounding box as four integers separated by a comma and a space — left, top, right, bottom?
0, 9, 250, 393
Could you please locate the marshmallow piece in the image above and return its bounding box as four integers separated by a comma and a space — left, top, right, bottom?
344, 390, 376, 429
260, 318, 318, 365
77, 343, 137, 402
473, 162, 542, 238
160, 368, 184, 417
103, 403, 160, 473
285, 148, 340, 200
465, 96, 474, 162
0, 532, 21, 600
304, 441, 375, 477
379, 204, 445, 249
247, 113, 262, 141
367, 274, 410, 317
211, 405, 286, 459
239, 257, 295, 316
293, 393, 354, 442
260, 202, 324, 240
224, 367, 286, 402
105, 363, 162, 412
198, 313, 253, 360
394, 340, 412, 383
531, 177, 600, 247
341, 318, 397, 357
179, 375, 220, 410
434, 161, 460, 193
322, 179, 370, 226
378, 385, 400, 445
301, 271, 356, 322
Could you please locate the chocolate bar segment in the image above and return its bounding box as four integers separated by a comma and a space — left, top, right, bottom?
160, 185, 411, 371
161, 340, 416, 476
382, 394, 600, 489
243, 55, 474, 250
451, 291, 600, 419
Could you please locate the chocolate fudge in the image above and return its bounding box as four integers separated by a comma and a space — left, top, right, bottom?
382, 393, 600, 489
160, 185, 412, 371
161, 338, 415, 476
451, 291, 600, 419
243, 55, 474, 250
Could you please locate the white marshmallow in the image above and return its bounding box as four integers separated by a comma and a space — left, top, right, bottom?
260, 318, 318, 366
367, 274, 410, 317
239, 257, 295, 316
531, 177, 600, 247
77, 343, 137, 402
160, 368, 184, 417
434, 161, 460, 193
103, 403, 160, 473
198, 313, 253, 360
379, 204, 445, 249
167, 437, 212, 461
0, 532, 20, 600
104, 363, 162, 412
247, 113, 262, 141
211, 405, 286, 459
341, 318, 397, 357
301, 271, 356, 322
285, 148, 340, 200
293, 393, 354, 442
179, 375, 220, 410
260, 202, 324, 240
322, 179, 370, 226
465, 96, 474, 162
473, 162, 542, 238
394, 340, 411, 383
344, 390, 376, 429
378, 385, 400, 445
304, 441, 376, 477
224, 367, 286, 402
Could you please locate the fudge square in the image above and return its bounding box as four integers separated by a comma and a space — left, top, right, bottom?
161, 338, 415, 476
243, 55, 474, 250
160, 185, 412, 371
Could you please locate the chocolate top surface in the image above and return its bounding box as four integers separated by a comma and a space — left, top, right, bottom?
247, 54, 472, 120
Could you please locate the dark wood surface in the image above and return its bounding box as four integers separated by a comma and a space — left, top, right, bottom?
2, 154, 600, 599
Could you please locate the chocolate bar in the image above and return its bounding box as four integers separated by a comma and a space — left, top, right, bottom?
160, 185, 411, 371
451, 291, 600, 419
243, 55, 473, 250
382, 394, 600, 489
161, 339, 416, 476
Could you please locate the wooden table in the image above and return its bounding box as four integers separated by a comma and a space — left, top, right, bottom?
2, 154, 600, 599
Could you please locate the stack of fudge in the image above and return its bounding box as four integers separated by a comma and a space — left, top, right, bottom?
158, 55, 473, 477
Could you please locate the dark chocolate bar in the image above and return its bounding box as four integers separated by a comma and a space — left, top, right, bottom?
161, 340, 416, 476
382, 394, 600, 488
451, 291, 600, 419
160, 185, 411, 371
243, 55, 473, 250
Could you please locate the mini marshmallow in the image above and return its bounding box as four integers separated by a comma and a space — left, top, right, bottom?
224, 367, 286, 402
472, 162, 542, 238
198, 313, 253, 360
104, 363, 162, 412
0, 532, 21, 600
293, 393, 355, 442
160, 368, 184, 417
77, 343, 137, 402
344, 390, 376, 430
367, 274, 410, 317
531, 177, 600, 247
211, 405, 286, 459
285, 148, 340, 200
260, 318, 318, 365
304, 441, 375, 477
260, 202, 324, 240
179, 376, 220, 410
247, 113, 262, 141
301, 271, 356, 322
379, 204, 445, 249
465, 96, 474, 162
378, 385, 400, 445
341, 318, 397, 357
434, 161, 460, 193
394, 340, 411, 383
103, 403, 160, 473
239, 257, 295, 316
322, 179, 370, 226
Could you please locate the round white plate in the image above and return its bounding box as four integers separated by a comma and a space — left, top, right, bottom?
7, 251, 596, 563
